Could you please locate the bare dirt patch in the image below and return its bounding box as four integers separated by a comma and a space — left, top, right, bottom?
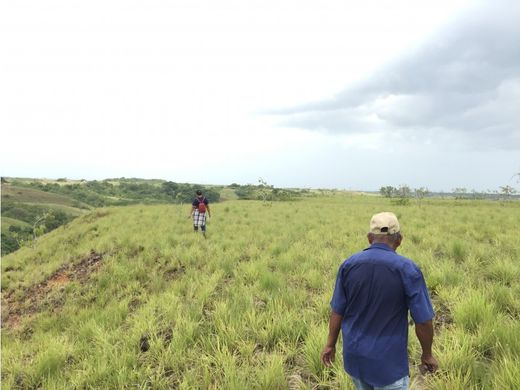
1, 250, 103, 329
430, 295, 454, 331
162, 264, 186, 281
47, 272, 71, 288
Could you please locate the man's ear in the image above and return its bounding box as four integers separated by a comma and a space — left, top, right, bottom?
395, 233, 403, 249
367, 233, 373, 244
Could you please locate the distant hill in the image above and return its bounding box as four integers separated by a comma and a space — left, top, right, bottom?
1, 184, 90, 208
1, 184, 89, 255
1, 177, 309, 255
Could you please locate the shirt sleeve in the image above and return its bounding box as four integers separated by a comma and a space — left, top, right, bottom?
330, 264, 347, 315
403, 263, 435, 324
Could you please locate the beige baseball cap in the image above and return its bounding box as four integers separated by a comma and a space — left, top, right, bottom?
369, 212, 400, 235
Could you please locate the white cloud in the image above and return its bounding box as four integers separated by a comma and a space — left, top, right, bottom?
275, 0, 520, 155
2, 0, 517, 191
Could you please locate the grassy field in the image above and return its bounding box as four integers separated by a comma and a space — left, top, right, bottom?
2, 185, 86, 207
1, 217, 31, 233
1, 195, 519, 389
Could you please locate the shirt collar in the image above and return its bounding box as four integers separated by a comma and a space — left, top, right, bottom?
364, 242, 395, 252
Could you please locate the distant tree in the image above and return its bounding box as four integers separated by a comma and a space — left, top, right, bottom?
1, 233, 20, 255
44, 210, 70, 230
414, 187, 429, 204
415, 187, 429, 198
499, 185, 517, 200
258, 178, 273, 205
235, 186, 254, 199
272, 188, 293, 201
8, 225, 21, 233
396, 184, 412, 198
380, 186, 396, 198
32, 212, 51, 241
389, 184, 411, 205
162, 181, 179, 198
453, 188, 468, 199
470, 189, 485, 200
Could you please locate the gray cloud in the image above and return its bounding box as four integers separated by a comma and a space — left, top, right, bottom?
275, 1, 520, 150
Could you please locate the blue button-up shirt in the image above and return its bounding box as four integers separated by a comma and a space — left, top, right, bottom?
331, 243, 434, 386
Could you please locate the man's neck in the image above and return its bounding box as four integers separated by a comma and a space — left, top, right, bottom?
371, 240, 397, 251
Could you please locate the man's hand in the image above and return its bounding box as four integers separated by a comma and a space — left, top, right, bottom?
415, 320, 438, 374
320, 345, 336, 367
420, 353, 439, 374
321, 311, 342, 367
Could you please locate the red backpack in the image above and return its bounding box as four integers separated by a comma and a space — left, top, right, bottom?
198, 197, 206, 213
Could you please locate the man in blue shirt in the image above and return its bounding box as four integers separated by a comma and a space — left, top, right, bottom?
321, 212, 438, 389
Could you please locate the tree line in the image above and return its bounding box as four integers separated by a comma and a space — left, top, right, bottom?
380, 184, 518, 201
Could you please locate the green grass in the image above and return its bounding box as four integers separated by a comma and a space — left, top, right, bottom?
1, 183, 93, 256
1, 184, 89, 208
1, 217, 31, 233
2, 195, 519, 389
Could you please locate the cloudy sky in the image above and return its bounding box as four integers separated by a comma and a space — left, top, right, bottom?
1, 0, 519, 191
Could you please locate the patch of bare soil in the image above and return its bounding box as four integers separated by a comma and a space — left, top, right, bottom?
139, 326, 174, 354
431, 296, 454, 331
1, 250, 103, 330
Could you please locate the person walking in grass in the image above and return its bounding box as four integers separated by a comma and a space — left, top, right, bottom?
321, 212, 438, 390
189, 190, 211, 237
